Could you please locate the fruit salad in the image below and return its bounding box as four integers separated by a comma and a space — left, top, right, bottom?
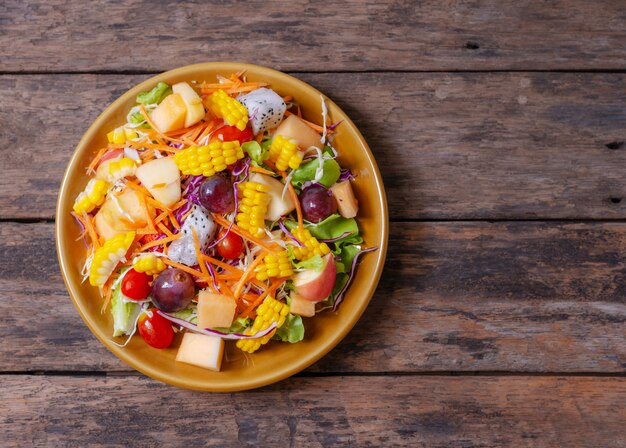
72, 71, 376, 371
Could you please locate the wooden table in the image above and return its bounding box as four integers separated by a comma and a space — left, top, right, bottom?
2, 1, 625, 446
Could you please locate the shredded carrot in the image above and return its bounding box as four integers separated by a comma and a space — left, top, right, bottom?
249, 166, 275, 176
157, 222, 174, 238
124, 180, 151, 197
86, 147, 109, 174
284, 110, 332, 134
81, 212, 101, 249
162, 258, 207, 279
100, 276, 115, 314
146, 196, 171, 213
240, 278, 285, 318
191, 227, 210, 278
138, 193, 157, 234
255, 131, 264, 144
199, 253, 240, 274
212, 214, 278, 252
138, 232, 181, 251
170, 199, 188, 212
282, 96, 293, 103
232, 251, 266, 300
287, 181, 304, 232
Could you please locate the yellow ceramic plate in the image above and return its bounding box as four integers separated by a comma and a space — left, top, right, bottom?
56, 62, 388, 391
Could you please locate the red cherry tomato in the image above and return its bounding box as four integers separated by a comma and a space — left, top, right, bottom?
121, 268, 152, 301
216, 230, 244, 260
216, 125, 254, 144
137, 310, 174, 349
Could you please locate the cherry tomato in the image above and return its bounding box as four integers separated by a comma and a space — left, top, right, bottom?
216, 125, 254, 144
121, 268, 152, 301
216, 230, 244, 260
137, 310, 174, 349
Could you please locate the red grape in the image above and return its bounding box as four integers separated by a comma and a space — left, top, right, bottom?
199, 175, 235, 213
150, 268, 195, 312
300, 185, 338, 223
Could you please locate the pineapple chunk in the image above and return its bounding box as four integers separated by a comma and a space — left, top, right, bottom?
172, 82, 206, 128
275, 114, 322, 150
135, 157, 181, 207
150, 93, 187, 133
289, 292, 315, 317
175, 332, 224, 372
197, 290, 237, 329
330, 180, 359, 218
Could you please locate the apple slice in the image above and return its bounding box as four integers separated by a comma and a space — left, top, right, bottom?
293, 253, 337, 302
135, 157, 181, 207
330, 180, 359, 218
274, 114, 322, 150
172, 82, 206, 128
249, 172, 295, 221
150, 93, 187, 133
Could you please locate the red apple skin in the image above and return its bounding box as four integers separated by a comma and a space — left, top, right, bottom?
294, 254, 337, 302
97, 148, 124, 167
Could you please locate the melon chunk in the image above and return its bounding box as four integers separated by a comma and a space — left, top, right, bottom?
135, 157, 181, 207
330, 180, 359, 218
172, 82, 206, 128
150, 93, 187, 133
94, 189, 156, 240
289, 292, 315, 317
175, 332, 224, 372
197, 290, 237, 329
249, 173, 295, 221
275, 114, 322, 150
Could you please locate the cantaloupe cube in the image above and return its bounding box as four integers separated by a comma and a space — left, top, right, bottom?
330, 180, 359, 218
150, 93, 187, 133
275, 114, 322, 150
197, 290, 237, 329
175, 332, 224, 372
172, 82, 206, 128
135, 157, 181, 207
289, 292, 315, 317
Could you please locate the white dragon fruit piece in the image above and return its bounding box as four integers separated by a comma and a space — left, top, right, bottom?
168, 204, 216, 266
238, 88, 286, 135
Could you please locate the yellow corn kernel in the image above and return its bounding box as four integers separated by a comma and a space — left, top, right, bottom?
89, 231, 136, 287
236, 296, 290, 353
205, 90, 248, 131
133, 254, 166, 276
107, 126, 138, 144
73, 178, 110, 214
236, 182, 270, 238
291, 227, 331, 260
107, 157, 137, 182
255, 250, 294, 281
173, 140, 244, 177
268, 135, 303, 171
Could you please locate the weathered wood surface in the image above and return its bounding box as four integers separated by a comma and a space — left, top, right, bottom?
3, 222, 624, 373
2, 72, 626, 220
2, 375, 624, 447
2, 0, 626, 72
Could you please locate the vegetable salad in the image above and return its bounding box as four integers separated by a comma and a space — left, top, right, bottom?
72, 71, 376, 371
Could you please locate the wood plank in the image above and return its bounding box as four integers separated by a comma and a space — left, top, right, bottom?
2, 73, 626, 220
2, 0, 626, 72
2, 222, 624, 373
1, 375, 624, 447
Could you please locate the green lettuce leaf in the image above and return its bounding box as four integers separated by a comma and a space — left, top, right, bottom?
273, 314, 305, 343
292, 254, 324, 271
110, 268, 141, 337
242, 141, 268, 165
285, 214, 361, 248
291, 158, 341, 188
214, 317, 252, 334
136, 82, 172, 105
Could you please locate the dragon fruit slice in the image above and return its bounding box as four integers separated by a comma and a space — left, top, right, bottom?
168, 205, 215, 266
238, 88, 286, 135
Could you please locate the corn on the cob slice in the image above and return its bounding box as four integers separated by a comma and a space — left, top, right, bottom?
107, 126, 138, 144
255, 250, 294, 281
107, 157, 137, 182
89, 231, 135, 287
133, 253, 166, 276
73, 178, 110, 214
291, 227, 331, 260
236, 181, 270, 238
205, 90, 248, 131
236, 296, 290, 353
268, 135, 304, 171
173, 140, 244, 177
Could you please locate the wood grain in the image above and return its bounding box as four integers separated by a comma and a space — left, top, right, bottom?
2, 73, 626, 220
1, 375, 624, 447
2, 0, 626, 72
3, 222, 624, 373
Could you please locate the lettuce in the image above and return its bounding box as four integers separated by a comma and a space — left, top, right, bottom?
214, 317, 252, 334
136, 82, 172, 105
292, 254, 324, 271
242, 141, 268, 165
285, 214, 362, 247
110, 268, 141, 337
273, 314, 305, 343
291, 158, 340, 188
